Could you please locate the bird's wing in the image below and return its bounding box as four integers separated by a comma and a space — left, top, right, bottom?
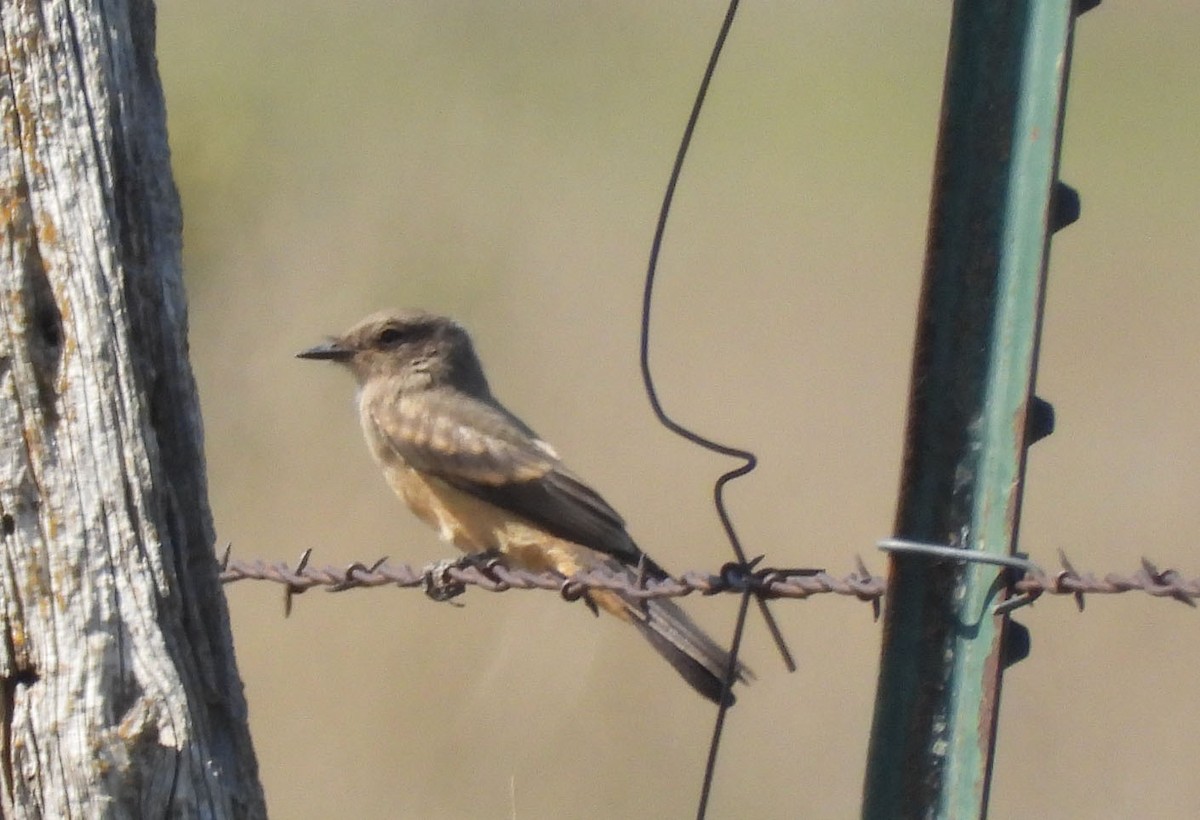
365, 386, 654, 570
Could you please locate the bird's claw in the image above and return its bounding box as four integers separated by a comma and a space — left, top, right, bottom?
421, 551, 505, 605
422, 558, 468, 604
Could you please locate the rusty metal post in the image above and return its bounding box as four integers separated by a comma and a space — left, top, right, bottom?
862, 0, 1091, 817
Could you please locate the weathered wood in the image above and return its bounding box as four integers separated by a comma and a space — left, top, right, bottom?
0, 0, 265, 816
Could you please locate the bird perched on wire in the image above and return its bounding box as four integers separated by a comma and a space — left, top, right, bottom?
298, 308, 751, 705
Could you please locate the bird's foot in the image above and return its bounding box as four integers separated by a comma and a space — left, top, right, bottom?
422, 550, 504, 604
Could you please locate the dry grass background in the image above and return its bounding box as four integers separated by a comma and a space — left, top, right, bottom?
156, 2, 1200, 817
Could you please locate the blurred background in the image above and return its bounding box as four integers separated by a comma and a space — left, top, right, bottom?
156, 2, 1200, 817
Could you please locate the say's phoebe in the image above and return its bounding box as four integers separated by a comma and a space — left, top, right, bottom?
298, 309, 751, 705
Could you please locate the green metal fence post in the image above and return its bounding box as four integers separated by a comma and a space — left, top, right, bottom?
862, 1, 1090, 817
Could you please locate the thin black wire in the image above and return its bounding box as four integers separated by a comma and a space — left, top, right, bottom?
697, 587, 753, 819
636, 0, 794, 674
635, 0, 794, 817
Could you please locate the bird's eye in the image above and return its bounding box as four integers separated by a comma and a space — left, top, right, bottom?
377, 327, 407, 346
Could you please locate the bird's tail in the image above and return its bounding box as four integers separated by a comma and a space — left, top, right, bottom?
630, 595, 754, 706
589, 566, 754, 705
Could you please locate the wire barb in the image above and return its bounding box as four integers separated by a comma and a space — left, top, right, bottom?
283, 548, 314, 617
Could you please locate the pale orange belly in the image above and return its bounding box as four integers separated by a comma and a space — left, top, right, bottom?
383, 464, 634, 622
383, 464, 581, 573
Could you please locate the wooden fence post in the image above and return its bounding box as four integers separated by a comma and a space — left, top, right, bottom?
0, 0, 265, 815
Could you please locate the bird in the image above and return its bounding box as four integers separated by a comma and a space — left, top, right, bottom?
297, 308, 751, 705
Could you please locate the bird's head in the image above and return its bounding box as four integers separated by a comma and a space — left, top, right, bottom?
297, 308, 489, 394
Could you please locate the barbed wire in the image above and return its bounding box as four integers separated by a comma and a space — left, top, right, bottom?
217, 547, 1200, 615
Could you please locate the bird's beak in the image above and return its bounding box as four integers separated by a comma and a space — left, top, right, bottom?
296, 339, 354, 362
